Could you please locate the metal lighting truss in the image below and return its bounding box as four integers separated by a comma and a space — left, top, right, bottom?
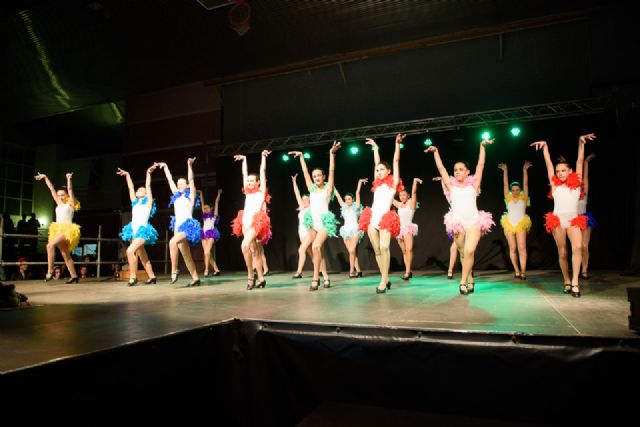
211, 96, 609, 156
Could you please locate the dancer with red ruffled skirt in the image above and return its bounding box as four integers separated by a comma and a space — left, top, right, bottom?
531, 133, 595, 297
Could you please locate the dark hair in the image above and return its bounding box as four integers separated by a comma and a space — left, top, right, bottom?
376, 161, 391, 170
247, 173, 259, 180
556, 155, 571, 168
302, 193, 310, 198
453, 161, 471, 170
344, 192, 354, 199
311, 168, 325, 176
510, 181, 521, 189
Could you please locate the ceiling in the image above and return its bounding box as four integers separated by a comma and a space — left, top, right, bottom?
0, 0, 622, 126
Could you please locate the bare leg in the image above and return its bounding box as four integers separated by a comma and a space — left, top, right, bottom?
454, 232, 466, 290
177, 239, 198, 280
461, 226, 482, 291
368, 226, 383, 289
397, 238, 407, 274
581, 227, 592, 276
241, 227, 258, 282
253, 241, 265, 281
211, 243, 220, 272
202, 238, 213, 275
504, 231, 520, 276
169, 232, 182, 275
312, 229, 329, 282
404, 233, 415, 275
567, 227, 583, 291
448, 241, 457, 276
516, 231, 527, 277
345, 235, 359, 274
378, 230, 392, 287
137, 245, 155, 279
261, 250, 269, 274
126, 238, 147, 281
46, 233, 66, 275
296, 233, 314, 275
551, 227, 571, 288
58, 240, 77, 279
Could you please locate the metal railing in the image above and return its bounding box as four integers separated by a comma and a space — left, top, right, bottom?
0, 223, 171, 279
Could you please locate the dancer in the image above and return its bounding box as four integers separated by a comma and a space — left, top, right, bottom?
157, 158, 201, 287
433, 177, 460, 279
198, 189, 222, 277
497, 161, 532, 279
335, 178, 368, 278
291, 174, 328, 279
117, 165, 159, 286
35, 172, 81, 284
231, 151, 271, 290
580, 153, 597, 279
531, 133, 594, 297
425, 138, 495, 295
289, 142, 341, 291
358, 134, 405, 294
392, 178, 422, 280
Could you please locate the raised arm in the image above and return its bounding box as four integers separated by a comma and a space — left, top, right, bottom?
424, 147, 451, 193
233, 154, 248, 187
66, 173, 76, 208
259, 150, 270, 194
156, 162, 178, 193
393, 134, 404, 191
497, 163, 509, 199
34, 173, 59, 204
523, 161, 531, 201
289, 151, 313, 190
530, 141, 555, 185
473, 138, 494, 191
197, 190, 206, 214
326, 141, 341, 196
214, 189, 222, 217
291, 174, 304, 207
355, 178, 367, 209
116, 168, 136, 202
410, 178, 422, 210
576, 133, 595, 178
146, 164, 156, 201
583, 153, 595, 195
187, 158, 197, 206
334, 188, 345, 208
365, 138, 381, 171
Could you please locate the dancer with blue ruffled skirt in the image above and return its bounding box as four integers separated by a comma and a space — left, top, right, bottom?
117, 165, 159, 286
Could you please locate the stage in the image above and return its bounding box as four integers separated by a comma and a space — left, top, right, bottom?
2, 270, 638, 374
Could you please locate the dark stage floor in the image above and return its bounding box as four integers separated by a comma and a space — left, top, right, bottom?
1, 269, 638, 373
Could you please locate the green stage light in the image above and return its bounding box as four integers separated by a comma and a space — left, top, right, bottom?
510, 127, 521, 137
424, 138, 433, 147
350, 146, 359, 155
400, 143, 404, 149
303, 152, 311, 159
281, 154, 290, 162
481, 131, 491, 140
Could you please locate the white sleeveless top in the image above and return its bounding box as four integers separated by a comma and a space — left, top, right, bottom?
242, 191, 265, 228
553, 186, 580, 217
341, 204, 359, 230
371, 185, 395, 229
577, 195, 588, 214
298, 207, 309, 239
506, 195, 526, 225
203, 216, 215, 232
450, 185, 479, 228
55, 204, 74, 224
131, 198, 152, 233
173, 194, 193, 228
310, 189, 330, 231
397, 204, 415, 226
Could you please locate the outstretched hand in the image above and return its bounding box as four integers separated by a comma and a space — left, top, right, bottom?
291, 173, 298, 181
287, 151, 303, 158
358, 178, 368, 185
414, 178, 423, 184
523, 160, 532, 170
432, 176, 442, 182
116, 168, 129, 176
579, 133, 596, 144
330, 140, 341, 154
586, 153, 596, 162
147, 164, 158, 174
365, 138, 378, 149
395, 133, 406, 145
217, 188, 223, 195
66, 172, 74, 180
154, 162, 167, 169
530, 141, 547, 150
481, 138, 495, 147
261, 150, 272, 158
497, 163, 507, 171
233, 155, 246, 162
424, 146, 438, 154
187, 157, 196, 166
34, 173, 46, 181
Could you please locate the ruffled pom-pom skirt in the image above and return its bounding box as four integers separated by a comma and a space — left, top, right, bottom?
378, 211, 401, 238
500, 214, 532, 234
357, 207, 372, 232
231, 210, 271, 241
444, 210, 494, 236
303, 210, 339, 238
120, 222, 159, 245
544, 212, 587, 232
397, 223, 418, 239
170, 217, 202, 245
201, 228, 221, 242
49, 222, 81, 251
339, 226, 364, 241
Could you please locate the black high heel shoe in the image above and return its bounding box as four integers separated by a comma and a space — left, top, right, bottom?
571, 285, 581, 298
247, 278, 256, 290
402, 272, 412, 280
213, 271, 221, 276
188, 279, 201, 287
580, 272, 590, 280
128, 278, 138, 287
145, 277, 157, 285
376, 286, 386, 294
256, 279, 267, 289
520, 273, 527, 280
310, 279, 319, 291
563, 284, 572, 294
292, 272, 303, 279
356, 271, 363, 278
386, 282, 392, 290
66, 277, 79, 284
349, 272, 358, 278
45, 272, 53, 282
459, 284, 468, 295
323, 279, 331, 288
467, 282, 475, 294
170, 272, 179, 284
447, 271, 453, 280
514, 272, 521, 279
